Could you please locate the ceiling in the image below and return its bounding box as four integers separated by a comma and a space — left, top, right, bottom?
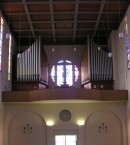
0, 0, 130, 46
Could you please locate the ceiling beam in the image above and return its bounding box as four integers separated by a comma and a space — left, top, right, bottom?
1, 0, 126, 4
92, 0, 106, 38
13, 20, 119, 24
22, 0, 36, 38
19, 34, 107, 38
6, 11, 123, 15
72, 0, 79, 42
14, 28, 113, 32
49, 0, 56, 43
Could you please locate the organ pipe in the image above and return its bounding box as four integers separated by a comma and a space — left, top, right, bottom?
88, 38, 113, 81
39, 36, 41, 80
16, 37, 41, 82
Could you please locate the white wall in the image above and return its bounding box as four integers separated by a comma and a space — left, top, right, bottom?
3, 102, 127, 145
111, 5, 130, 103
111, 5, 130, 145
0, 10, 17, 145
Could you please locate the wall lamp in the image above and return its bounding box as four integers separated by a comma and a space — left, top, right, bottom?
77, 119, 85, 126
46, 120, 55, 126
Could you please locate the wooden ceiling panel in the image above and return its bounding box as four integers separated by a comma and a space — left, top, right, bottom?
77, 22, 95, 28
31, 14, 51, 21
35, 31, 53, 36
79, 3, 100, 11
55, 22, 73, 29
15, 31, 32, 36
78, 14, 98, 21
33, 23, 52, 29
56, 37, 72, 44
3, 4, 25, 13
56, 30, 73, 36
9, 15, 27, 21
101, 14, 120, 21
1, 0, 22, 2
54, 14, 74, 20
75, 37, 86, 44
53, 3, 75, 12
26, 0, 48, 2
12, 23, 30, 30
76, 30, 93, 36
28, 4, 50, 12
104, 2, 127, 12
98, 22, 118, 30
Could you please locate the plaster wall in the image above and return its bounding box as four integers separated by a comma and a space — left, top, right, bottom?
3, 102, 127, 145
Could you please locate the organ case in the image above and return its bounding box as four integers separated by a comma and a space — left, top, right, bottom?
13, 37, 48, 91
81, 37, 113, 90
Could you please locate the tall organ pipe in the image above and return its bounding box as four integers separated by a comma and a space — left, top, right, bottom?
89, 38, 113, 81
39, 36, 41, 80
16, 37, 41, 82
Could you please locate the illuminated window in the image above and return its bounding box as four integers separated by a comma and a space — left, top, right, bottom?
55, 135, 77, 145
51, 60, 79, 86
124, 16, 130, 69
0, 17, 4, 70
8, 34, 12, 80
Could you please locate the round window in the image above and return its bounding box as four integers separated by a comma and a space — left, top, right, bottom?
50, 60, 79, 86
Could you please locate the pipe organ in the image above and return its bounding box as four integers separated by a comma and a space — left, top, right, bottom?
17, 38, 41, 81
81, 36, 113, 89
89, 39, 113, 81
13, 37, 48, 91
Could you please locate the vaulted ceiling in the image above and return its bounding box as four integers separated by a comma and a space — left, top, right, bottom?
0, 0, 130, 46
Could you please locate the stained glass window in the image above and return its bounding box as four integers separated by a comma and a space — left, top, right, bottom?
0, 17, 4, 71
8, 34, 12, 80
51, 60, 79, 86
124, 16, 130, 69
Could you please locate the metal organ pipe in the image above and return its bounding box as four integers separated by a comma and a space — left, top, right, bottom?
30, 43, 33, 81
35, 40, 38, 80
89, 38, 113, 81
16, 38, 41, 82
33, 42, 35, 81
17, 54, 20, 80
19, 53, 22, 81
39, 36, 41, 81
25, 49, 27, 81
27, 48, 29, 81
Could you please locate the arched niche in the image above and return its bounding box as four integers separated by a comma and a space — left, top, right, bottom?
84, 110, 122, 145
8, 111, 47, 145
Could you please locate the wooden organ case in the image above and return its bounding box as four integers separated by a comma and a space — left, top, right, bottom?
12, 37, 48, 91
81, 37, 113, 90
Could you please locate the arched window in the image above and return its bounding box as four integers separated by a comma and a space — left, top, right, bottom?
0, 17, 4, 71
8, 34, 12, 80
51, 60, 79, 86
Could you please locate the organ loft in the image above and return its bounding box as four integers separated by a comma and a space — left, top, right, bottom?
12, 36, 113, 91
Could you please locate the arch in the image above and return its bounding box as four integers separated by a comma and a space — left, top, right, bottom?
84, 110, 123, 145
8, 111, 47, 145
